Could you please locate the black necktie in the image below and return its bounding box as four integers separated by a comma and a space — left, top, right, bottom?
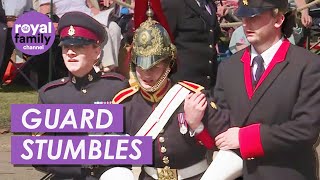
253, 55, 265, 86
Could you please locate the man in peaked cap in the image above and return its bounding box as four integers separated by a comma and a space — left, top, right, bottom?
35, 12, 133, 180
191, 0, 320, 179
112, 1, 228, 179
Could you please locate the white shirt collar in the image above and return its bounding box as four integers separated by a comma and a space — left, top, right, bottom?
250, 38, 284, 68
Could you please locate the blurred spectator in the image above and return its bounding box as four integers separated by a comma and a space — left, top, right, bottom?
39, 0, 121, 72
0, 0, 34, 84
92, 5, 121, 72
101, 0, 135, 77
289, 0, 312, 27
229, 25, 248, 54
40, 0, 92, 18
216, 0, 239, 22
161, 0, 221, 89
0, 0, 6, 84
228, 0, 312, 54
32, 0, 40, 11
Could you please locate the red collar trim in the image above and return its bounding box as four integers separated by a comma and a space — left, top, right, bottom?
155, 81, 170, 99
241, 39, 291, 99
140, 81, 170, 103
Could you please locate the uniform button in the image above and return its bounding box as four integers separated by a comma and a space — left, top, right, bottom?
209, 45, 213, 48
209, 29, 213, 32
81, 88, 87, 94
209, 60, 212, 64
163, 156, 169, 164
88, 74, 93, 81
206, 76, 210, 80
247, 157, 255, 160
198, 141, 203, 145
160, 147, 167, 153
159, 137, 165, 143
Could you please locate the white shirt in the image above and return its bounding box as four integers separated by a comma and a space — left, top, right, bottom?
2, 0, 33, 16
250, 38, 284, 81
40, 0, 92, 18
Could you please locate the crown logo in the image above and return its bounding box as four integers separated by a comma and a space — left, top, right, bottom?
243, 0, 248, 5
68, 25, 75, 36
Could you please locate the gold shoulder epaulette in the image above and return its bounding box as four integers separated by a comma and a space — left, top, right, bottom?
112, 85, 139, 104
178, 81, 204, 92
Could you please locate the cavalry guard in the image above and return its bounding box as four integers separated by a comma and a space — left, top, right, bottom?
112, 1, 228, 179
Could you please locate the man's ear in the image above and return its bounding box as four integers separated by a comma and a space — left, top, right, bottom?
274, 13, 285, 28
95, 46, 102, 60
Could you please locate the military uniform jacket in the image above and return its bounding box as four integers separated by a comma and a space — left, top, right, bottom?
113, 81, 228, 172
208, 40, 320, 180
39, 70, 126, 104
161, 0, 221, 89
36, 70, 126, 179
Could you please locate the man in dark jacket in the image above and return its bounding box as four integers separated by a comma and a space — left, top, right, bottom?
187, 0, 320, 179
36, 11, 129, 180
161, 0, 221, 89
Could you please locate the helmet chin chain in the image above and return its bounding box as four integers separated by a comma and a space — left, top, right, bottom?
139, 66, 171, 93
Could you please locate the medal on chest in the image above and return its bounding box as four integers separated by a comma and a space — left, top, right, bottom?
177, 113, 188, 135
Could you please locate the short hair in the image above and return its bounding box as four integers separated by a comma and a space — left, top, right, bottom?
272, 8, 296, 38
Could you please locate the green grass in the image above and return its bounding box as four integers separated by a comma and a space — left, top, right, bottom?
0, 84, 38, 128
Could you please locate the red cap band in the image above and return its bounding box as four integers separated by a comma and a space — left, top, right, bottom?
60, 26, 99, 42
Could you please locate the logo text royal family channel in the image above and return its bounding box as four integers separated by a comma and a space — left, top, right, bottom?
12, 11, 55, 55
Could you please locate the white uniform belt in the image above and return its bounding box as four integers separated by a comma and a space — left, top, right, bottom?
144, 159, 208, 179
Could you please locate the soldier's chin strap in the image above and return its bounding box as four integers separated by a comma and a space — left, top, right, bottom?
130, 64, 171, 93
141, 66, 171, 93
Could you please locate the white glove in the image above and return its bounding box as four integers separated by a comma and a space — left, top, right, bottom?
201, 150, 243, 180
99, 167, 134, 180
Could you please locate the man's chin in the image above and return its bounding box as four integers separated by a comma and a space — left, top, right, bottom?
140, 82, 154, 89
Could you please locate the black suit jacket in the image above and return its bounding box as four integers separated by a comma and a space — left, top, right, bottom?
161, 0, 220, 89
208, 42, 320, 180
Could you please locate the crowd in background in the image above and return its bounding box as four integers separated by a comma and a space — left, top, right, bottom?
0, 0, 319, 89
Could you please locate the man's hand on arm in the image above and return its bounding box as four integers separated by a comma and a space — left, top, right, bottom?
184, 92, 207, 130
215, 127, 240, 150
